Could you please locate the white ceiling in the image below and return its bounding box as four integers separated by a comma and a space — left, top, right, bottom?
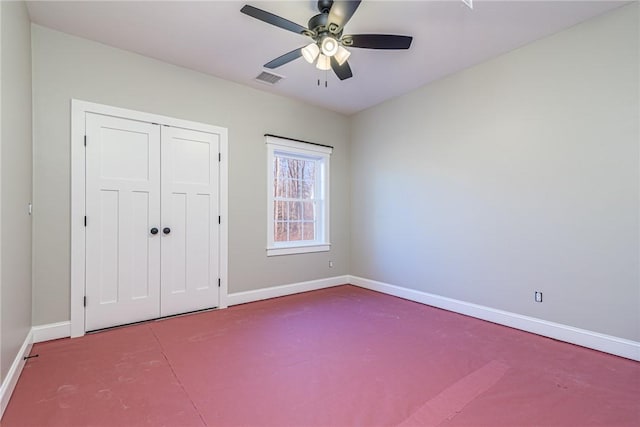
26, 1, 626, 115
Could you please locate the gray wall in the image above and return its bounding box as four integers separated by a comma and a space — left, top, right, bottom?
30, 4, 640, 344
350, 3, 639, 341
31, 25, 350, 326
1, 1, 33, 380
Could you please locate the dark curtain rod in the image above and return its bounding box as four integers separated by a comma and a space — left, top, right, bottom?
265, 134, 334, 149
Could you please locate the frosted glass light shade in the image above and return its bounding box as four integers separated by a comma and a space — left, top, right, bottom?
320, 36, 338, 57
301, 43, 320, 64
316, 54, 331, 70
334, 46, 351, 66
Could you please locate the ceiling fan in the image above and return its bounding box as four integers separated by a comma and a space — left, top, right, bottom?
240, 0, 413, 81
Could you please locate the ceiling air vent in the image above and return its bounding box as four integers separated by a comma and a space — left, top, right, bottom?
255, 71, 284, 85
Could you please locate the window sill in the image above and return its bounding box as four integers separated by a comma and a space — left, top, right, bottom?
266, 243, 331, 257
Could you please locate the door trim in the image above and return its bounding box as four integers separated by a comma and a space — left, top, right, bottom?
71, 99, 229, 338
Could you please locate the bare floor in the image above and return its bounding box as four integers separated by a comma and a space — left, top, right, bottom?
4, 285, 639, 426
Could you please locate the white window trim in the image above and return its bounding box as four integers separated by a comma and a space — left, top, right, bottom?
266, 135, 332, 257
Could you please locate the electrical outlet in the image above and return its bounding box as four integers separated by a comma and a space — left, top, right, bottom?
535, 291, 543, 303
329, 261, 334, 268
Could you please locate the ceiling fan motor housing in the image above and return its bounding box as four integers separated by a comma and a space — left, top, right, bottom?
308, 13, 329, 36
310, 0, 345, 38
308, 12, 342, 42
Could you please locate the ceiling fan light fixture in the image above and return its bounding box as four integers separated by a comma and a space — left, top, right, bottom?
334, 46, 351, 66
301, 43, 320, 63
316, 54, 331, 70
320, 36, 339, 57
241, 2, 412, 82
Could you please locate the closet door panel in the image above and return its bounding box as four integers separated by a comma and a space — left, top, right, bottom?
85, 113, 161, 331
161, 126, 220, 316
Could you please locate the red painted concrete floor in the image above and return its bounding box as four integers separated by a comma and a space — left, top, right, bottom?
3, 285, 639, 426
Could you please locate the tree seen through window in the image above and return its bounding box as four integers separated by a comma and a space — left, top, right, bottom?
273, 155, 316, 242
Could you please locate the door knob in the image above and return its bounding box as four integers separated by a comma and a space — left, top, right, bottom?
150, 227, 159, 235
163, 227, 171, 235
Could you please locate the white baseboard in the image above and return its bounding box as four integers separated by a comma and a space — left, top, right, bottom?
32, 277, 349, 344
349, 275, 640, 362
0, 330, 33, 419
1, 322, 72, 420
22, 277, 640, 361
227, 275, 350, 307
32, 321, 71, 343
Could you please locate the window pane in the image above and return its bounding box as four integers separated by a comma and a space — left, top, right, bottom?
303, 201, 315, 221
302, 161, 315, 181
274, 176, 285, 199
275, 222, 287, 242
274, 158, 288, 197
302, 180, 314, 199
277, 156, 289, 177
302, 222, 315, 240
288, 222, 302, 241
288, 179, 301, 199
285, 157, 299, 180
289, 201, 301, 221
279, 177, 286, 198
275, 201, 287, 220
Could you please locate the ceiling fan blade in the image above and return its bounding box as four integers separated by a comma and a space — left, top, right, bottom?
345, 34, 413, 49
327, 1, 362, 34
264, 48, 303, 69
331, 57, 353, 81
241, 5, 308, 35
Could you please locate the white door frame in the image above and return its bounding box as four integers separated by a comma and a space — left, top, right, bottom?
70, 99, 229, 338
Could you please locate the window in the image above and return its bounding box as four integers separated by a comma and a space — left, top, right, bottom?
266, 135, 332, 256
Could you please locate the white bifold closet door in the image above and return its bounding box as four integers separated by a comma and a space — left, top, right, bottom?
85, 113, 219, 331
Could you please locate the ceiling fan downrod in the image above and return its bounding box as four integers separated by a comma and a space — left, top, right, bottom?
317, 0, 333, 14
